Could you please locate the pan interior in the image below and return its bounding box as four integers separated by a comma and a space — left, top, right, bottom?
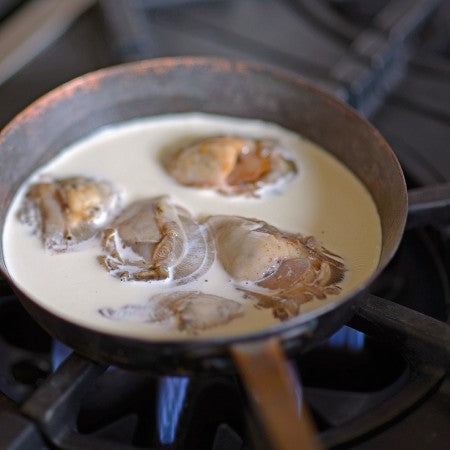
2, 112, 382, 341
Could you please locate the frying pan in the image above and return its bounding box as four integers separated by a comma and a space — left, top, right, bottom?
0, 57, 410, 449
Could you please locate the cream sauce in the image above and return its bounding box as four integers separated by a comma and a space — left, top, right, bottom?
3, 113, 382, 340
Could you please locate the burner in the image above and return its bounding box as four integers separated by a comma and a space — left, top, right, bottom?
0, 292, 51, 403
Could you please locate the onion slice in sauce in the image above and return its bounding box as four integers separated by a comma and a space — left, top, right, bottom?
99, 291, 243, 334
207, 215, 346, 320
19, 176, 121, 252
98, 196, 214, 284
165, 136, 297, 196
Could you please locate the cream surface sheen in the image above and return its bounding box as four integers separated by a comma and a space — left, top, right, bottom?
3, 113, 382, 339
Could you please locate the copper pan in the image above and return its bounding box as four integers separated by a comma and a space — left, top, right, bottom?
0, 57, 410, 449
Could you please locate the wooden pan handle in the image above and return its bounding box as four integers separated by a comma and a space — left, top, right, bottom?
230, 337, 322, 450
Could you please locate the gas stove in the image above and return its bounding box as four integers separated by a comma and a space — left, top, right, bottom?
0, 1, 449, 449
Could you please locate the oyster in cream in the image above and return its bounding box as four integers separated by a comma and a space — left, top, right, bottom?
207, 215, 346, 320
19, 176, 121, 252
99, 291, 244, 334
99, 196, 214, 283
165, 136, 296, 195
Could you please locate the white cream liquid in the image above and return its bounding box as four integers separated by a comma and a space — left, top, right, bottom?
3, 113, 382, 340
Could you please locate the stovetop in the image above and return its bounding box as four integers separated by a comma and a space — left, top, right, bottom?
0, 1, 449, 449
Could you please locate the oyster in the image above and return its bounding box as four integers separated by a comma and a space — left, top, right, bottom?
99, 291, 244, 334
19, 176, 121, 252
207, 215, 346, 320
99, 196, 214, 283
165, 136, 296, 195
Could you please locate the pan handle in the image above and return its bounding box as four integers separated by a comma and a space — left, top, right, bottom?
407, 182, 450, 229
230, 337, 322, 450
